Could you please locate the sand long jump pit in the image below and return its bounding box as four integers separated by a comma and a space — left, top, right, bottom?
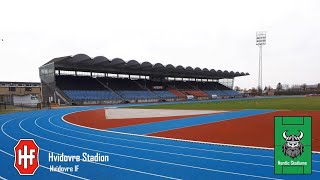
64, 108, 227, 130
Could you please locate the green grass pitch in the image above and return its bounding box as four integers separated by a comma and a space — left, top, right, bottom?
131, 97, 320, 110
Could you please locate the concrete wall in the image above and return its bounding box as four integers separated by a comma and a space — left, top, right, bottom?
13, 94, 40, 106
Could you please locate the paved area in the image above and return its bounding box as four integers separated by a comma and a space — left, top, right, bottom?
105, 108, 226, 119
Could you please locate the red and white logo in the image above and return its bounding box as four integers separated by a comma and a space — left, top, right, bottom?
14, 139, 39, 175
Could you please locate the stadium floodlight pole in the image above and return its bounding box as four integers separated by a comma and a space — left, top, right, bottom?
256, 31, 266, 95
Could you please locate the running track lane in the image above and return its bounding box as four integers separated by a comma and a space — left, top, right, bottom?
109, 110, 275, 134
0, 106, 319, 179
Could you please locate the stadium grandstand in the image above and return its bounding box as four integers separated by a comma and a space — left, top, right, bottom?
39, 54, 249, 105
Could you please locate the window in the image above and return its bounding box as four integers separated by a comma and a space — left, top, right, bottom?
9, 87, 16, 91
130, 75, 140, 80
92, 72, 105, 77
219, 78, 234, 89
108, 73, 118, 78
60, 70, 76, 76
77, 71, 91, 76
118, 74, 129, 79
31, 95, 38, 100
25, 87, 32, 91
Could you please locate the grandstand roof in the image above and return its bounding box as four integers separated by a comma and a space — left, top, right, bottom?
42, 54, 249, 79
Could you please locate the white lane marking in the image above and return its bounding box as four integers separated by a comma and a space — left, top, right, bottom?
47, 117, 320, 173
58, 114, 276, 158
0, 142, 89, 180
18, 116, 283, 180
111, 130, 275, 150
0, 113, 89, 180
61, 111, 320, 169
1, 115, 181, 180
2, 107, 320, 179
36, 117, 273, 168
113, 110, 276, 135
61, 110, 320, 154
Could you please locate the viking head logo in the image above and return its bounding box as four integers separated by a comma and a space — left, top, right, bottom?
282, 130, 304, 159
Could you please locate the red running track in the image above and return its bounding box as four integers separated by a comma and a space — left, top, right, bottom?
149, 111, 320, 151
64, 109, 206, 129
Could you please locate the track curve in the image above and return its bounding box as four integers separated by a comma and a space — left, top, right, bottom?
0, 105, 319, 179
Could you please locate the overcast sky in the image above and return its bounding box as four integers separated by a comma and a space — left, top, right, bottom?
0, 0, 319, 89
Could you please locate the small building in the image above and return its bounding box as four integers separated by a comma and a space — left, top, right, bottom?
0, 81, 41, 106
306, 84, 320, 91
13, 94, 40, 107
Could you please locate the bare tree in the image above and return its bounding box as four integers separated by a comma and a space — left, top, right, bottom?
301, 83, 307, 91
251, 87, 257, 93
276, 83, 282, 91
283, 84, 289, 90
234, 86, 241, 91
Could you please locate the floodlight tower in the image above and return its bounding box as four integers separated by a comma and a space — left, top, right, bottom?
256, 31, 266, 95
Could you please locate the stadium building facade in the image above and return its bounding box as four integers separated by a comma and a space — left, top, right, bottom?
39, 54, 249, 105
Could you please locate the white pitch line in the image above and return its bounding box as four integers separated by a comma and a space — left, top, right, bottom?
118, 110, 277, 135
16, 123, 286, 180
61, 112, 320, 172
2, 108, 320, 179
58, 113, 277, 158
17, 115, 284, 180
35, 117, 273, 168
61, 109, 320, 154
0, 115, 89, 180
111, 130, 275, 150
1, 115, 180, 180
0, 141, 89, 180
18, 116, 181, 180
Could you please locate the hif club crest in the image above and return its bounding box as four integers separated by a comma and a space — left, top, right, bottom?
282, 130, 304, 159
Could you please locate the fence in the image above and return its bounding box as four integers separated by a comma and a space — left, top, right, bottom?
0, 102, 40, 114
275, 91, 320, 96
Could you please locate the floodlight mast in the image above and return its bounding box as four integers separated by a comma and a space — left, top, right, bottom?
256, 31, 266, 95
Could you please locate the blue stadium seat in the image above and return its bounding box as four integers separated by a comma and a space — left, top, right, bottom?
222, 90, 240, 96
64, 90, 120, 101
116, 91, 158, 99
152, 91, 177, 98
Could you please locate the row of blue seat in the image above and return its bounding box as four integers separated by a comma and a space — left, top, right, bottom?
64, 90, 177, 101
64, 89, 240, 101
116, 91, 158, 99
64, 90, 120, 101
152, 91, 176, 98
222, 90, 240, 96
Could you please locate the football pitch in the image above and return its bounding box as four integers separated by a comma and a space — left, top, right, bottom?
131, 96, 320, 110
